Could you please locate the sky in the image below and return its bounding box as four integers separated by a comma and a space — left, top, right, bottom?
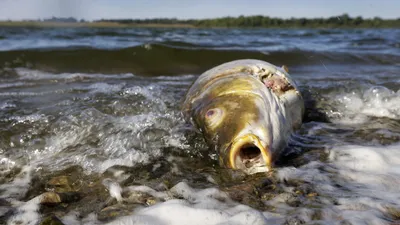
0, 0, 398, 21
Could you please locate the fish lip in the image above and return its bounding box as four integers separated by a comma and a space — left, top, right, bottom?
228, 134, 271, 173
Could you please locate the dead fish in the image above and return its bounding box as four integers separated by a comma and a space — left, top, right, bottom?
182, 59, 304, 174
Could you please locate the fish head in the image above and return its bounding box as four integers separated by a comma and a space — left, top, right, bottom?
190, 76, 279, 174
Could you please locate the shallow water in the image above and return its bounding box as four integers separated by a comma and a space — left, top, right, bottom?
0, 27, 399, 225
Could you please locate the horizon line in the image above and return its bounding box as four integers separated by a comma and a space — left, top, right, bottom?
3, 14, 400, 22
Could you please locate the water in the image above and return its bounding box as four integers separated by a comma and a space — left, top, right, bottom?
0, 27, 399, 225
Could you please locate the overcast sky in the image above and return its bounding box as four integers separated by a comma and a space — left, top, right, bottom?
0, 0, 398, 21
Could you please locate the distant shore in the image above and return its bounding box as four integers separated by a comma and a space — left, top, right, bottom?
1, 14, 399, 28
0, 21, 195, 28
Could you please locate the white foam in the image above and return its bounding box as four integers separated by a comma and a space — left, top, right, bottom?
332, 86, 400, 123
0, 91, 48, 96
330, 144, 400, 202
103, 179, 123, 202
275, 143, 400, 224
88, 82, 125, 93
0, 157, 16, 172
0, 166, 33, 199
330, 144, 400, 174
6, 79, 187, 177
19, 104, 177, 173
7, 196, 41, 225
15, 68, 134, 81
121, 85, 162, 104
0, 102, 16, 109
61, 211, 81, 225
6, 143, 400, 225
125, 185, 171, 200
108, 182, 269, 225
7, 114, 48, 124
0, 82, 30, 89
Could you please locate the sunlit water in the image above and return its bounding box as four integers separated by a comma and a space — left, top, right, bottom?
0, 27, 399, 225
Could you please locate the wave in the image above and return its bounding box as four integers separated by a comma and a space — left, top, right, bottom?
0, 44, 398, 76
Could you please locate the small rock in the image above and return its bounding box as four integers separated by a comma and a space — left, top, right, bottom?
47, 176, 73, 193
40, 192, 81, 205
145, 198, 158, 206
40, 192, 61, 205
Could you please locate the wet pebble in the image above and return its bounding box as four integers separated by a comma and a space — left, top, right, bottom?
40, 192, 81, 205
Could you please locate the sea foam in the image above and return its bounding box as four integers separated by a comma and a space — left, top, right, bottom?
332, 85, 400, 123
107, 182, 270, 225
276, 143, 400, 224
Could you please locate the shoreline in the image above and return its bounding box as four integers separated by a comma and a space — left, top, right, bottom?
0, 21, 398, 29
0, 21, 195, 28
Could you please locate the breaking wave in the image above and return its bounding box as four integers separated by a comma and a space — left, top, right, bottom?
0, 44, 398, 76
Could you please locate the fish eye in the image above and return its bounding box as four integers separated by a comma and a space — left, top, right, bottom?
206, 109, 215, 117
205, 108, 224, 128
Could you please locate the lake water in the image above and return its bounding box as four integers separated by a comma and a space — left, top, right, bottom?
0, 27, 399, 225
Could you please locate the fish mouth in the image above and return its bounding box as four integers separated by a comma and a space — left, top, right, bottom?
229, 134, 271, 174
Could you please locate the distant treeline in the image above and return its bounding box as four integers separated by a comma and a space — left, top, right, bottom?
97, 14, 400, 28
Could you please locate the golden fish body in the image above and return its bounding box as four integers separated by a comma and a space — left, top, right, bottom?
183, 59, 304, 174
